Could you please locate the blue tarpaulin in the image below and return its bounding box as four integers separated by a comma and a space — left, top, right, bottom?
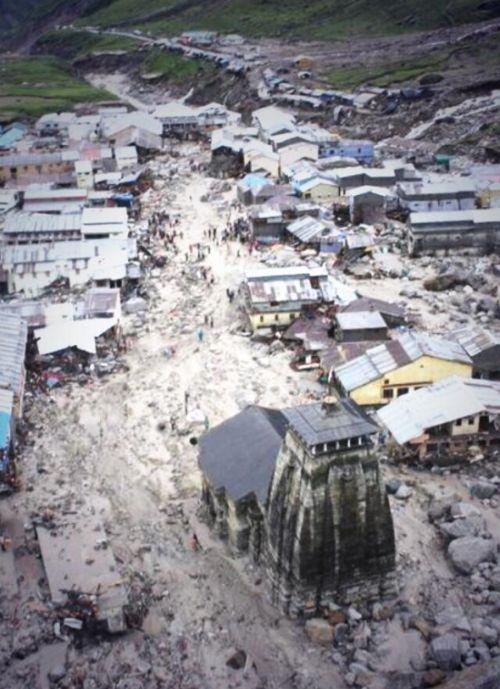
0, 411, 11, 453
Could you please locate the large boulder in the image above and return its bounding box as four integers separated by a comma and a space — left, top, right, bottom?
448, 537, 497, 574
440, 515, 486, 540
430, 633, 461, 670
470, 482, 496, 500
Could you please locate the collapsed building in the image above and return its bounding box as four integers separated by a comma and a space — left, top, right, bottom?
199, 398, 396, 615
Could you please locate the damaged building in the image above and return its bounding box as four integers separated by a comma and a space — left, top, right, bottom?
243, 266, 356, 331
377, 376, 500, 460
199, 398, 396, 616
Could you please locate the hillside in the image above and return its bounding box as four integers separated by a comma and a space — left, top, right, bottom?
78, 0, 500, 39
2, 0, 500, 48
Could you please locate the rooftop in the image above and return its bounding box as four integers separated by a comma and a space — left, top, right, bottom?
282, 399, 379, 447
0, 312, 28, 395
334, 332, 471, 392
378, 376, 500, 445
335, 311, 387, 331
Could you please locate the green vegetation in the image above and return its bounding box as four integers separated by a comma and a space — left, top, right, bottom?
0, 56, 114, 121
79, 0, 500, 40
37, 29, 141, 60
326, 49, 452, 89
140, 48, 214, 81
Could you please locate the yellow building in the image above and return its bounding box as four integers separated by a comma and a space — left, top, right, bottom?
333, 334, 472, 407
0, 152, 76, 183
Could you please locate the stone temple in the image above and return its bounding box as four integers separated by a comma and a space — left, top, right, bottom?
198, 397, 396, 616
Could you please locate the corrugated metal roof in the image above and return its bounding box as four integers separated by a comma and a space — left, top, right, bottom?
450, 327, 500, 357
410, 208, 500, 226
287, 215, 330, 242
0, 312, 27, 395
378, 376, 500, 444
342, 297, 405, 320
0, 300, 46, 327
335, 332, 471, 391
4, 212, 81, 234
24, 188, 87, 201
336, 311, 387, 331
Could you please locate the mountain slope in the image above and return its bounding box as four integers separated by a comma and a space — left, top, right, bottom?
78, 0, 500, 40
2, 0, 500, 48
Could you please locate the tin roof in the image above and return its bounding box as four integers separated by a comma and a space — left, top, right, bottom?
286, 215, 331, 242
450, 326, 500, 357
4, 212, 82, 235
378, 376, 500, 444
334, 332, 471, 392
342, 297, 405, 321
335, 311, 387, 331
0, 312, 27, 395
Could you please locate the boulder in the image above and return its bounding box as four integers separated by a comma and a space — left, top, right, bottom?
395, 484, 413, 500
439, 515, 486, 540
470, 482, 496, 500
450, 502, 481, 520
124, 296, 148, 314
448, 537, 497, 574
305, 618, 333, 645
430, 633, 461, 670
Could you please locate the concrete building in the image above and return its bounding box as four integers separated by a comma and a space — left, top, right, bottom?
408, 208, 500, 256
377, 377, 500, 460
243, 267, 356, 331
334, 311, 388, 343
0, 151, 79, 183
114, 146, 138, 171
347, 186, 393, 224
252, 106, 296, 141
397, 181, 477, 212
295, 176, 339, 205
332, 332, 472, 407
199, 398, 396, 615
0, 312, 28, 483
23, 188, 88, 214
341, 297, 407, 328
75, 160, 94, 189
81, 208, 128, 239
1, 238, 135, 296
450, 327, 500, 381
322, 139, 374, 164
3, 213, 82, 245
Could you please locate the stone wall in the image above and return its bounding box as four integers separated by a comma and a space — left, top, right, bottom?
264, 430, 396, 616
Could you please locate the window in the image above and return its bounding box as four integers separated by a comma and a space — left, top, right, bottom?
289, 313, 295, 320
274, 314, 279, 321
383, 388, 394, 399
397, 387, 409, 397
259, 315, 264, 323
468, 417, 475, 425
456, 419, 462, 426
384, 379, 390, 384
